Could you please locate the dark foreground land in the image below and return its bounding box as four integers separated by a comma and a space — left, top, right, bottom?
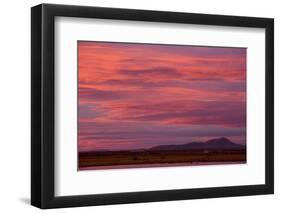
78, 149, 246, 170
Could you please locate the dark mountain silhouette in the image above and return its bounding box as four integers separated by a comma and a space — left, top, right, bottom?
79, 137, 246, 154
149, 137, 245, 151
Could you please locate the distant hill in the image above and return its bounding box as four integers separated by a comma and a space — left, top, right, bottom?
149, 137, 245, 151
79, 137, 246, 154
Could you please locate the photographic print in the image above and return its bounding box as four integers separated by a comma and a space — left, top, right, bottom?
31, 4, 274, 208
78, 41, 246, 170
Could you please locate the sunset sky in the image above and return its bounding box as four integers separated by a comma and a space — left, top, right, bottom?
78, 41, 246, 152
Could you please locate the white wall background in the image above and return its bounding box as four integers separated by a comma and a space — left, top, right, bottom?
0, 0, 279, 212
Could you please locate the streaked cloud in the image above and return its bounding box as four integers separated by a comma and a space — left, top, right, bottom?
78, 41, 246, 151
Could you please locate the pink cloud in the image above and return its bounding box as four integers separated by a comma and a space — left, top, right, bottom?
78, 41, 246, 151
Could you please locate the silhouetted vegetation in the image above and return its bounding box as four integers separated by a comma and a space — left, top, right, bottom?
78, 149, 246, 169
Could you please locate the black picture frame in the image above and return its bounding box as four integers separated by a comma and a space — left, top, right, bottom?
31, 3, 274, 209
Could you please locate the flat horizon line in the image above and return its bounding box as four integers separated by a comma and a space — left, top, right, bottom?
79, 137, 246, 153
